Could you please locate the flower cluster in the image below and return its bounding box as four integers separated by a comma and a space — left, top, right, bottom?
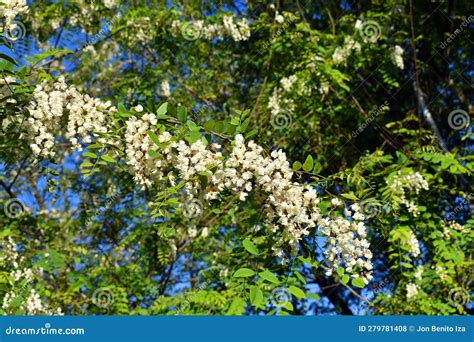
103, 0, 119, 9
391, 45, 404, 69
389, 171, 429, 217
171, 15, 251, 42
1, 238, 62, 315
406, 229, 420, 257
22, 79, 373, 284
322, 202, 373, 284
161, 80, 171, 97
0, 0, 28, 28
125, 121, 373, 283
406, 282, 419, 299
332, 37, 361, 64
26, 77, 117, 158
443, 220, 470, 239
124, 111, 169, 188
268, 74, 298, 116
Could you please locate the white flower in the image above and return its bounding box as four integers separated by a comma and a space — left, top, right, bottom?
414, 265, 424, 280
407, 230, 420, 257
161, 79, 171, 97
391, 45, 404, 69
280, 75, 297, 92
134, 104, 144, 112
172, 15, 251, 42
22, 79, 375, 285
0, 0, 29, 29
275, 12, 285, 24
406, 283, 419, 299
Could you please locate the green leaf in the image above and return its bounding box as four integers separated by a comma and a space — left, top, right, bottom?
0, 53, 17, 66
294, 271, 307, 285
288, 285, 306, 299
156, 102, 168, 117
0, 228, 11, 239
233, 268, 255, 278
341, 193, 358, 200
297, 256, 317, 268
83, 152, 97, 159
341, 274, 350, 285
302, 155, 314, 172
148, 149, 161, 158
186, 120, 200, 132
308, 293, 321, 301
292, 161, 302, 171
9, 296, 24, 307
280, 301, 293, 311
101, 155, 116, 163
118, 103, 127, 113
249, 286, 263, 307
147, 131, 161, 147
204, 120, 215, 131
227, 297, 247, 315
351, 277, 365, 288
26, 49, 72, 66
242, 238, 259, 255
187, 131, 201, 143
178, 107, 187, 122
258, 270, 279, 284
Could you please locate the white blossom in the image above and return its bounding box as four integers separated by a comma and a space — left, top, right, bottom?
406, 283, 418, 299
391, 45, 404, 69
0, 0, 29, 29
161, 79, 171, 97
23, 79, 374, 284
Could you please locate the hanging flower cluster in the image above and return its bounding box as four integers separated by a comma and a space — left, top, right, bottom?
332, 36, 361, 64
125, 116, 373, 283
171, 15, 251, 42
268, 74, 299, 117
0, 0, 28, 28
406, 229, 420, 257
391, 45, 404, 69
25, 77, 118, 158
18, 78, 373, 284
322, 202, 373, 284
1, 238, 62, 315
388, 171, 429, 217
406, 282, 419, 299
